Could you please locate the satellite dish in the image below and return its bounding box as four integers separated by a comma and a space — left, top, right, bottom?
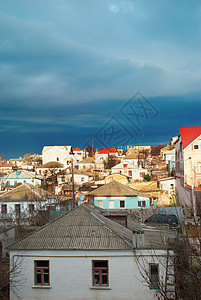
79, 194, 84, 201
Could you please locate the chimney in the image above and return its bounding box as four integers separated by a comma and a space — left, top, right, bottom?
133, 231, 145, 248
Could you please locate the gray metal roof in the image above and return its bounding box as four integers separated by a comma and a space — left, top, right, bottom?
0, 183, 56, 202
8, 204, 133, 251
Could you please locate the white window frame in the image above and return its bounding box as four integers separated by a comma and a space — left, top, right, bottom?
196, 164, 201, 173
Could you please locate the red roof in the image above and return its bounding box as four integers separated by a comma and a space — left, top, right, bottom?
97, 148, 117, 154
180, 126, 201, 149
73, 147, 82, 152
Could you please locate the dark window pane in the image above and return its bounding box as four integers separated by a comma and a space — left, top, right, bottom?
102, 275, 108, 285
36, 274, 41, 284
43, 274, 49, 284
120, 201, 125, 208
94, 275, 100, 285
93, 261, 107, 268
151, 264, 158, 275
36, 261, 49, 267
150, 264, 159, 289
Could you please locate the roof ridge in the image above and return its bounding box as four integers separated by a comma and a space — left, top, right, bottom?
25, 183, 43, 199
82, 204, 133, 248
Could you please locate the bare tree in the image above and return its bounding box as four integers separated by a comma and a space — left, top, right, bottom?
0, 253, 26, 300
135, 218, 201, 300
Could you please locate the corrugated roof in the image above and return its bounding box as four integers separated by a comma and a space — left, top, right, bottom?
39, 161, 64, 168
124, 152, 138, 160
78, 157, 95, 164
0, 183, 56, 202
89, 180, 140, 197
0, 170, 36, 179
8, 204, 133, 250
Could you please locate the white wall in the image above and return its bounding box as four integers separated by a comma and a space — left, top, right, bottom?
0, 198, 56, 219
42, 147, 70, 165
10, 249, 168, 300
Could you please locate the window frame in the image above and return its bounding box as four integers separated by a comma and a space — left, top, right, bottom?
196, 164, 201, 173
15, 204, 20, 215
193, 144, 199, 150
120, 200, 125, 208
34, 260, 50, 286
29, 204, 34, 214
138, 200, 146, 208
1, 204, 7, 214
92, 260, 109, 287
149, 263, 159, 289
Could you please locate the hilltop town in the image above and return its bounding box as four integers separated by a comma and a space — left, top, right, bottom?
0, 126, 200, 300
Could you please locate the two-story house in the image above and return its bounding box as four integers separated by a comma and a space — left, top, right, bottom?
175, 126, 201, 215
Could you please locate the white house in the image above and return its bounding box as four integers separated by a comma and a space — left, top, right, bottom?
112, 161, 148, 181
36, 162, 65, 176
0, 170, 42, 189
8, 204, 173, 300
57, 168, 92, 186
95, 148, 118, 163
72, 147, 85, 162
158, 177, 176, 198
0, 183, 57, 222
121, 152, 138, 165
78, 157, 95, 171
175, 126, 201, 211
0, 161, 14, 172
42, 146, 72, 165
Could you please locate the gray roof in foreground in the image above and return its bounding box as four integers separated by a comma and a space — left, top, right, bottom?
8, 204, 133, 251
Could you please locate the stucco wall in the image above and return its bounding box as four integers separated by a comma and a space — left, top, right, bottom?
10, 249, 167, 300
94, 196, 155, 209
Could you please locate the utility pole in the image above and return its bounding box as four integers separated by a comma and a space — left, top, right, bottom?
189, 157, 197, 217
71, 158, 75, 210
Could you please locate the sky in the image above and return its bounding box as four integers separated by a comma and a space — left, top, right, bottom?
0, 0, 200, 158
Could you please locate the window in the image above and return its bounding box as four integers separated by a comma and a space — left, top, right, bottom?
81, 177, 84, 182
92, 260, 108, 287
128, 170, 132, 176
120, 200, 125, 208
1, 204, 7, 214
196, 163, 201, 173
29, 204, 34, 213
15, 204, 20, 215
57, 157, 59, 161
194, 144, 199, 150
14, 181, 17, 186
138, 201, 146, 208
140, 172, 144, 177
149, 263, 159, 289
34, 260, 50, 286
108, 200, 114, 209
97, 200, 103, 208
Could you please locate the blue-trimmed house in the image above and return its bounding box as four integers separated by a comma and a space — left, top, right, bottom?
88, 181, 156, 209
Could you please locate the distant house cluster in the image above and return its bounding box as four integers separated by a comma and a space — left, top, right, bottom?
0, 126, 201, 299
